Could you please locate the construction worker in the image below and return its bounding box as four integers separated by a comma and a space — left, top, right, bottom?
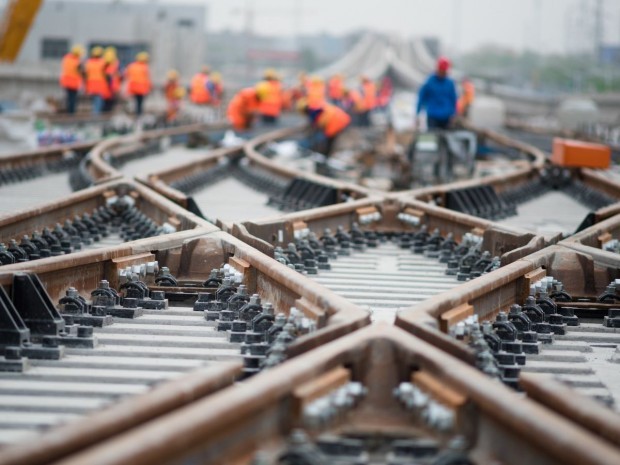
359, 75, 377, 126
210, 72, 224, 107
327, 74, 344, 105
189, 66, 212, 105
256, 69, 283, 124
125, 52, 152, 116
102, 47, 121, 113
457, 77, 475, 119
306, 75, 326, 110
227, 87, 260, 132
164, 69, 184, 122
416, 57, 457, 130
298, 99, 351, 157
84, 46, 107, 114
59, 44, 84, 114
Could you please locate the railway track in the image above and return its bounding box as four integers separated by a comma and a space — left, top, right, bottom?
0, 114, 620, 462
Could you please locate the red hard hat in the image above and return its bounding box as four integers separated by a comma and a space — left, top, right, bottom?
437, 56, 451, 72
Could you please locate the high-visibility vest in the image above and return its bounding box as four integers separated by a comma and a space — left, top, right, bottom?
125, 62, 151, 96
306, 80, 326, 110
257, 80, 283, 117
59, 53, 83, 91
361, 81, 377, 111
85, 57, 107, 96
318, 104, 351, 137
227, 88, 259, 130
328, 77, 344, 100
457, 81, 476, 115
102, 60, 120, 99
190, 73, 210, 104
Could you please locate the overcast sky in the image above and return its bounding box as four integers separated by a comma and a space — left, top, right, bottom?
200, 0, 620, 54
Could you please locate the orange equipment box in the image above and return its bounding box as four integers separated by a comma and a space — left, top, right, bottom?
551, 138, 611, 169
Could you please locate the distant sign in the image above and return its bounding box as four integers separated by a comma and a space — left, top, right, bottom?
599, 45, 620, 66
247, 49, 300, 63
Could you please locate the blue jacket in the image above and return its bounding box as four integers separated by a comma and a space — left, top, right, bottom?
416, 74, 457, 121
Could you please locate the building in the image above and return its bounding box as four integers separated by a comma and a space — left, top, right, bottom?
14, 0, 207, 83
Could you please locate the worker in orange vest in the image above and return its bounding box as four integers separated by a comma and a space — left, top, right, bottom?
359, 75, 377, 126
256, 69, 283, 124
189, 66, 212, 105
59, 44, 84, 114
341, 88, 364, 124
457, 77, 475, 118
328, 74, 344, 105
85, 46, 107, 114
227, 87, 260, 132
298, 99, 351, 157
306, 76, 326, 110
125, 52, 152, 116
102, 46, 121, 113
164, 69, 184, 122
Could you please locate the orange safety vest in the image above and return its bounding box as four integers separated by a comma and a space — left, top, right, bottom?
361, 81, 376, 111
102, 60, 120, 99
190, 73, 210, 104
227, 88, 259, 130
306, 80, 326, 110
85, 57, 107, 96
59, 53, 83, 91
258, 80, 283, 117
328, 76, 344, 100
125, 61, 151, 96
318, 104, 351, 138
457, 81, 475, 115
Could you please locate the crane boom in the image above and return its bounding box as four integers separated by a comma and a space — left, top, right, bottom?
0, 0, 44, 62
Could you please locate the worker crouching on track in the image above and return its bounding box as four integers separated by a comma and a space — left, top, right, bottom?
125, 52, 152, 117
102, 47, 121, 113
227, 87, 260, 133
298, 99, 351, 157
59, 44, 84, 114
85, 46, 107, 115
416, 56, 457, 130
256, 69, 283, 125
164, 70, 184, 122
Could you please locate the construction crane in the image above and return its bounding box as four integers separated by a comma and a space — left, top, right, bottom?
0, 0, 43, 62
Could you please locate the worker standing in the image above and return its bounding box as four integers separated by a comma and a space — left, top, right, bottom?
84, 46, 107, 115
327, 74, 344, 106
210, 72, 224, 107
457, 77, 475, 119
416, 57, 457, 130
164, 70, 184, 122
359, 75, 377, 126
256, 69, 283, 125
125, 52, 152, 116
102, 47, 121, 113
59, 44, 84, 114
306, 76, 326, 111
298, 100, 351, 157
227, 87, 260, 132
189, 66, 212, 105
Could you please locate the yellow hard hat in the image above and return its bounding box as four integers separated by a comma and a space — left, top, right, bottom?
136, 52, 149, 62
211, 72, 222, 83
103, 47, 117, 63
255, 82, 269, 100
311, 75, 324, 84
264, 68, 277, 79
71, 44, 85, 57
167, 69, 179, 80
91, 46, 103, 57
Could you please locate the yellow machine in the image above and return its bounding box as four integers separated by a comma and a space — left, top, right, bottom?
0, 0, 44, 62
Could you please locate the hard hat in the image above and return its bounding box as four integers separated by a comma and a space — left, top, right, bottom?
264, 68, 277, 79
201, 65, 210, 74
91, 46, 103, 57
255, 82, 269, 100
136, 52, 150, 62
167, 69, 179, 80
437, 56, 451, 73
103, 47, 117, 62
211, 72, 222, 83
310, 75, 324, 84
70, 44, 85, 57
